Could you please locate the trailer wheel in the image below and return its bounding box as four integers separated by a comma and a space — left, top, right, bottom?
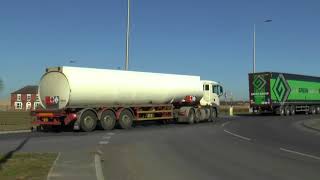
310, 106, 316, 115
119, 109, 133, 129
279, 106, 285, 116
285, 106, 291, 116
290, 106, 295, 115
100, 110, 116, 130
187, 109, 195, 124
80, 110, 97, 132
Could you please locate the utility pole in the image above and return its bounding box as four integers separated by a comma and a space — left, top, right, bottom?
124, 0, 130, 70
253, 24, 256, 73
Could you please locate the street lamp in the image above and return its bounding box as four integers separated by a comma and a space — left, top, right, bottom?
253, 19, 272, 73
124, 0, 130, 70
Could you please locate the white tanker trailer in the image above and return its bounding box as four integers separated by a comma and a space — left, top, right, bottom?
32, 66, 224, 132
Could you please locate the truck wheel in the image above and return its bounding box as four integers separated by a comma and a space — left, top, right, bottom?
279, 106, 285, 116
290, 106, 295, 115
119, 109, 133, 129
195, 109, 201, 123
310, 106, 316, 115
100, 110, 116, 130
80, 110, 97, 132
187, 109, 195, 124
285, 106, 291, 116
210, 108, 217, 122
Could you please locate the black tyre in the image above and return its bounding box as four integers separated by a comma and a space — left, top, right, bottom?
290, 106, 295, 115
310, 106, 316, 115
80, 110, 97, 132
100, 110, 116, 130
187, 109, 195, 124
279, 106, 285, 116
285, 106, 291, 116
210, 108, 217, 122
195, 109, 201, 123
119, 109, 134, 129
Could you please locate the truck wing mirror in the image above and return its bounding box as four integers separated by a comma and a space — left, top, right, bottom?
219, 86, 224, 97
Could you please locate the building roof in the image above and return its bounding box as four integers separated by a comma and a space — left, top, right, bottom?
11, 85, 38, 94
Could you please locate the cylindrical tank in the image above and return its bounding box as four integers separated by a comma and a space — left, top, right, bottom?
38, 66, 203, 110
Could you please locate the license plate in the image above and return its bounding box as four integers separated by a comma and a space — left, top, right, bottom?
43, 118, 48, 122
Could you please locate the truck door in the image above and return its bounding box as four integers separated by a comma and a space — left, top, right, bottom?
203, 83, 211, 103
212, 85, 223, 106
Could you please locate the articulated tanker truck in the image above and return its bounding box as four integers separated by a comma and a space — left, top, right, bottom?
249, 72, 320, 115
32, 66, 224, 132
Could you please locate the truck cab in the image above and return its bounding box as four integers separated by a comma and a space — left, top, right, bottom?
200, 80, 223, 106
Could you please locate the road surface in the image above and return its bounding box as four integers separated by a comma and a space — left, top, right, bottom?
0, 115, 320, 180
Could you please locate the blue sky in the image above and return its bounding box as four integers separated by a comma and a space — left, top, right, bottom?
0, 0, 319, 100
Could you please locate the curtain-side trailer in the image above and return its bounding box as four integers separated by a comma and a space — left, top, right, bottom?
249, 72, 320, 115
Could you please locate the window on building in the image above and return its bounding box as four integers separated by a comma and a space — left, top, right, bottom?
15, 102, 23, 109
35, 94, 40, 102
17, 94, 21, 101
26, 102, 31, 110
34, 102, 41, 110
27, 94, 31, 102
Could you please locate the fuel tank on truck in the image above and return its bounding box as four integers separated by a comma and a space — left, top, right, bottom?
38, 66, 203, 110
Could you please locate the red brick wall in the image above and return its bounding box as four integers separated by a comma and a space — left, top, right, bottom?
11, 93, 38, 111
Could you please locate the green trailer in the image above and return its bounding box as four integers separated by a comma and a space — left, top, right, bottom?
249, 72, 320, 115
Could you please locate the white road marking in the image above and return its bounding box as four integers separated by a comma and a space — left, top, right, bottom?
47, 152, 61, 180
94, 154, 105, 180
280, 148, 320, 161
107, 132, 115, 136
224, 130, 251, 141
99, 141, 109, 145
102, 136, 111, 139
222, 121, 230, 127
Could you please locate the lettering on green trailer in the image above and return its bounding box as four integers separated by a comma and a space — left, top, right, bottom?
271, 74, 320, 103
252, 74, 268, 105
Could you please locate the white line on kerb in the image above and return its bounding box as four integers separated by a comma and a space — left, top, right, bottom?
222, 121, 230, 127
99, 141, 109, 145
280, 148, 320, 161
94, 154, 105, 180
47, 152, 61, 180
224, 130, 251, 141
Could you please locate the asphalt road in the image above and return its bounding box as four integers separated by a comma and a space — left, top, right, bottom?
99, 115, 320, 180
0, 115, 320, 180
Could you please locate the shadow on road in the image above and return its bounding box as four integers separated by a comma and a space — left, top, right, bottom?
0, 136, 30, 170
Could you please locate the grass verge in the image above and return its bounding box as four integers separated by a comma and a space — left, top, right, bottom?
0, 112, 32, 131
0, 153, 57, 180
220, 106, 249, 115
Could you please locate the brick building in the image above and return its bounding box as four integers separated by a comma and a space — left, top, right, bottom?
11, 85, 40, 111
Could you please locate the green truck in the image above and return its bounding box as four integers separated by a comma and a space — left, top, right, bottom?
249, 72, 320, 115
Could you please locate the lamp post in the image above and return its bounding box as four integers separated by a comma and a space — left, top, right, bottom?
124, 0, 130, 70
253, 19, 272, 73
